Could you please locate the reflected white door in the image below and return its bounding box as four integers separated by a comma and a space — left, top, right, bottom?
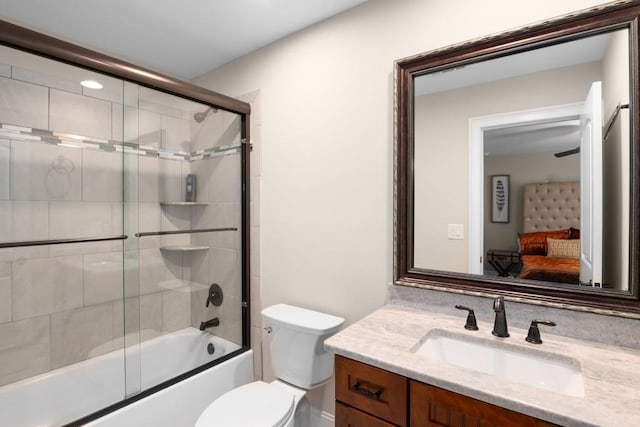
580, 81, 603, 287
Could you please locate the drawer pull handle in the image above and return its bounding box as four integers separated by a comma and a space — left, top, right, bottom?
352, 382, 382, 400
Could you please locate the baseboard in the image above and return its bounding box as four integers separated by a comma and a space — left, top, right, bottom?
311, 408, 335, 427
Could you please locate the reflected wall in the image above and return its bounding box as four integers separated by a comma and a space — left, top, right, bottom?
413, 61, 600, 272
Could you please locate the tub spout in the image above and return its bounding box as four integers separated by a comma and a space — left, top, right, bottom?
199, 317, 220, 331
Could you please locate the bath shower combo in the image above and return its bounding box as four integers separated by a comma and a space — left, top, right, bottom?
0, 19, 251, 427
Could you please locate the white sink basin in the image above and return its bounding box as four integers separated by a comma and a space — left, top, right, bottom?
414, 331, 585, 397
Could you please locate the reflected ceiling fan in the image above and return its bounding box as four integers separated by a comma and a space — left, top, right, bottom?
554, 147, 580, 157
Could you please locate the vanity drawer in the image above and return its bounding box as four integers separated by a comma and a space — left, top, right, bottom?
335, 355, 408, 426
410, 380, 559, 427
336, 402, 397, 427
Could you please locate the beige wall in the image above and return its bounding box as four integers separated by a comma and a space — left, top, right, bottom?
193, 0, 611, 416
413, 62, 600, 272
483, 153, 580, 258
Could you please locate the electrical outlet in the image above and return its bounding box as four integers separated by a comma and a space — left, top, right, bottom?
448, 224, 464, 240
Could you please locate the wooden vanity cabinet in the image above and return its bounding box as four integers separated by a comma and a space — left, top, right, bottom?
410, 380, 558, 427
335, 355, 408, 426
335, 356, 559, 427
336, 402, 398, 427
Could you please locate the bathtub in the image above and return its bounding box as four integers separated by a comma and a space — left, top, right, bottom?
0, 327, 252, 427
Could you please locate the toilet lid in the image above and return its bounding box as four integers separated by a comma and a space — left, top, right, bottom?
195, 381, 294, 427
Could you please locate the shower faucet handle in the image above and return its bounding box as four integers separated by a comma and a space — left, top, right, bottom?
206, 283, 223, 307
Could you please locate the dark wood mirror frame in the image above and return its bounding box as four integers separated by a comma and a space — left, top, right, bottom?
394, 1, 640, 315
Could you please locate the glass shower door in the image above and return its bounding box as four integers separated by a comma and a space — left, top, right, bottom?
122, 85, 245, 393
0, 44, 129, 426
0, 39, 247, 427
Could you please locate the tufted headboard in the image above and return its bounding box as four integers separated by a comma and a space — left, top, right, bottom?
522, 182, 580, 232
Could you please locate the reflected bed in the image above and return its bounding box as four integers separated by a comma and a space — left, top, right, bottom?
517, 182, 581, 285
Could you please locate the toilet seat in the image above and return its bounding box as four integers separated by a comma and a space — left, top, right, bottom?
195, 381, 294, 427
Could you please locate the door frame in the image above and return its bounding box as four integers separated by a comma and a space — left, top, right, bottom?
468, 102, 584, 274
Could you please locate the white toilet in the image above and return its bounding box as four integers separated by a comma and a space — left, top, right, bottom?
196, 303, 345, 427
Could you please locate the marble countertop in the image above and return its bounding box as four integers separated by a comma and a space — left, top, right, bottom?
325, 304, 640, 427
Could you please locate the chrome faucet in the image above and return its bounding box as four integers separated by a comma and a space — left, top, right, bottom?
492, 296, 509, 337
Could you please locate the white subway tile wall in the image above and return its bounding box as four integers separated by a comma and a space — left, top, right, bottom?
12, 65, 82, 94
49, 201, 113, 238
11, 256, 84, 320
138, 109, 163, 147
82, 150, 123, 202
0, 58, 244, 389
10, 141, 83, 201
0, 77, 49, 129
0, 64, 11, 78
49, 89, 112, 140
0, 139, 9, 200
140, 293, 163, 340
0, 263, 11, 324
0, 316, 51, 386
111, 103, 124, 143
0, 201, 49, 242
161, 114, 190, 152
50, 304, 115, 368
161, 288, 191, 332
83, 252, 125, 306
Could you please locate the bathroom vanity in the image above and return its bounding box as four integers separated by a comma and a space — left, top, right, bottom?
325, 305, 640, 426
335, 356, 556, 426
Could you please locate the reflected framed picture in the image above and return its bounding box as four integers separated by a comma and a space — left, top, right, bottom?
491, 175, 510, 223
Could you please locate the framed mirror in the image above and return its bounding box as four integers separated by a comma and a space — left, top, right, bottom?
394, 1, 640, 314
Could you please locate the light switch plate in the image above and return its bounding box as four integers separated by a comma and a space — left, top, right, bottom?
448, 224, 464, 240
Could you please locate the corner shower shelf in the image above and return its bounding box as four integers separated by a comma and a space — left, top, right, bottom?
139, 228, 233, 253
160, 244, 209, 252
160, 202, 209, 206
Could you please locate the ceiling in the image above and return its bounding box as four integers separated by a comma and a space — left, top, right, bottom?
484, 119, 580, 157
0, 0, 367, 80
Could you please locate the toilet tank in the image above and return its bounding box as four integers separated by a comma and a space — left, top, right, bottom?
262, 304, 345, 389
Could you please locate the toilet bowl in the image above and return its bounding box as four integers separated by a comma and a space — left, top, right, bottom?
195, 304, 344, 427
195, 381, 294, 427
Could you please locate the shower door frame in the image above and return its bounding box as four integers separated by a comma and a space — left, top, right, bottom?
0, 19, 252, 424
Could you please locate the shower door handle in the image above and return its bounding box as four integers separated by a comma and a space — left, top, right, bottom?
0, 234, 128, 249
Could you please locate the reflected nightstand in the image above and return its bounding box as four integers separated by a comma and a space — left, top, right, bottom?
486, 249, 521, 277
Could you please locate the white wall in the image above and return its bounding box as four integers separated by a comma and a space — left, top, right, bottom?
193, 0, 611, 415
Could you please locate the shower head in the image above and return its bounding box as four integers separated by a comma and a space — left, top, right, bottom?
193, 107, 218, 123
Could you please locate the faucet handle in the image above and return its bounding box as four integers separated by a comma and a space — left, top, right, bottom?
206, 283, 223, 307
454, 305, 479, 330
526, 320, 556, 344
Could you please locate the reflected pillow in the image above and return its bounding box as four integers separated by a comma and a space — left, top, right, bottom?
547, 238, 580, 259
519, 229, 570, 255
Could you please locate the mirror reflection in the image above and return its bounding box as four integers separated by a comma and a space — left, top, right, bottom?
412, 28, 630, 292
